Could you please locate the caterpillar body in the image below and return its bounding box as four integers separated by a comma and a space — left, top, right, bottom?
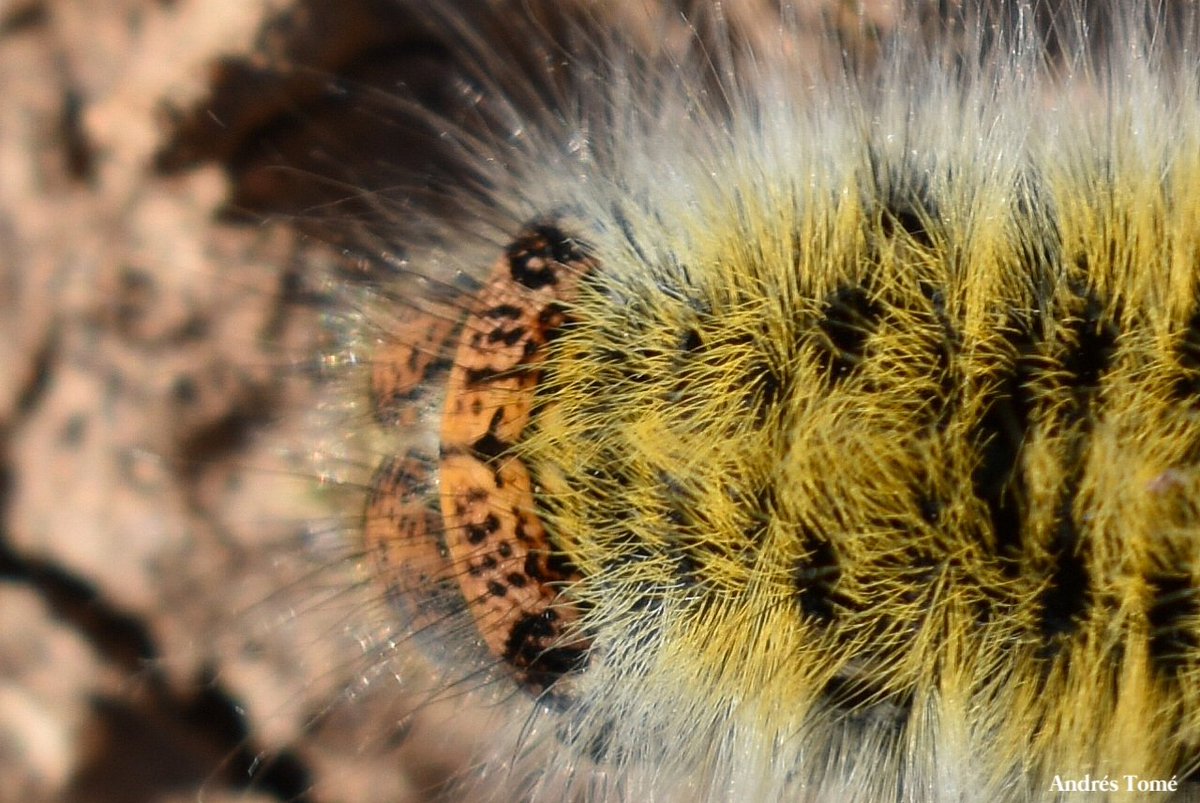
267, 1, 1200, 801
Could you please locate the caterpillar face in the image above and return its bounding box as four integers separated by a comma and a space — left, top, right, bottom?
226, 1, 1200, 800
367, 223, 595, 691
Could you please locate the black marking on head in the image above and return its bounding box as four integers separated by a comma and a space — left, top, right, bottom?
504, 609, 589, 689
536, 301, 570, 333
514, 514, 532, 543
1147, 571, 1200, 678
545, 550, 577, 580
814, 285, 882, 383
508, 223, 586, 289
483, 304, 524, 320
380, 352, 456, 422
485, 324, 529, 348
462, 364, 538, 388
366, 451, 435, 506
794, 531, 844, 624
470, 409, 511, 461
523, 552, 545, 581
464, 512, 501, 545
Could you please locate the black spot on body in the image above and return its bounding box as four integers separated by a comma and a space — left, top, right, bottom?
794, 533, 843, 624
1038, 549, 1089, 639
487, 580, 507, 597
535, 224, 587, 265
1037, 504, 1091, 648
1147, 571, 1200, 677
673, 550, 701, 589
748, 359, 786, 422
881, 202, 935, 247
1173, 308, 1200, 402
462, 366, 500, 387
869, 148, 939, 249
820, 669, 914, 727
814, 286, 882, 383
1060, 287, 1117, 399
918, 495, 942, 525
970, 313, 1040, 564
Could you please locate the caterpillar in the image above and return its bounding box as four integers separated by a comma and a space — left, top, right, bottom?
288, 1, 1200, 800
63, 0, 1200, 800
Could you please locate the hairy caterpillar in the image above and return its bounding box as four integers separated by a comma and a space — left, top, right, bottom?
141, 0, 1200, 800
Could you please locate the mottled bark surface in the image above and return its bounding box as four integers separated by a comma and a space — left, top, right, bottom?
0, 3, 492, 800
